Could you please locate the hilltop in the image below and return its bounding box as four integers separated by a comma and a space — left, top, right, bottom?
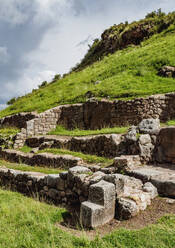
1, 10, 175, 118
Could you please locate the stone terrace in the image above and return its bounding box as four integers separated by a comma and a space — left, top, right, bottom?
0, 95, 175, 228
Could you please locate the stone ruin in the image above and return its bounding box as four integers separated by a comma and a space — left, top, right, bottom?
0, 94, 175, 228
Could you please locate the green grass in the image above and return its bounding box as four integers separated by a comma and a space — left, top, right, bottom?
0, 160, 63, 174
0, 189, 174, 247
166, 120, 175, 126
1, 25, 175, 118
38, 148, 113, 166
160, 119, 175, 127
0, 127, 19, 137
48, 125, 129, 136
20, 145, 33, 153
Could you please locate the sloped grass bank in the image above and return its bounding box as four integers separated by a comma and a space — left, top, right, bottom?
1, 27, 175, 118
0, 159, 63, 174
0, 189, 174, 248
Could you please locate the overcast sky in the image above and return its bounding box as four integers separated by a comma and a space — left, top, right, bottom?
0, 0, 175, 110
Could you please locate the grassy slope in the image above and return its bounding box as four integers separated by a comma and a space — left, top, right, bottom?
1, 25, 175, 118
0, 159, 63, 174
0, 189, 174, 248
48, 125, 128, 136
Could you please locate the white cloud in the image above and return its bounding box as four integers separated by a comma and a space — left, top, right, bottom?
0, 47, 10, 64
0, 0, 33, 25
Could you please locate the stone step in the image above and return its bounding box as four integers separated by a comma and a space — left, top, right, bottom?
81, 180, 116, 228
128, 165, 175, 198
0, 149, 83, 169
26, 133, 125, 158
114, 156, 175, 198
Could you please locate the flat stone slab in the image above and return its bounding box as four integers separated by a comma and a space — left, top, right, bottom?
0, 167, 46, 179
128, 165, 175, 198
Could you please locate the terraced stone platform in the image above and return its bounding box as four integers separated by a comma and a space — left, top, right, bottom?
26, 133, 125, 158
0, 149, 83, 169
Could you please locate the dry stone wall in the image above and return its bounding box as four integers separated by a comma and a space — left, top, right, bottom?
0, 165, 158, 227
0, 112, 38, 129
14, 92, 175, 148
0, 149, 83, 169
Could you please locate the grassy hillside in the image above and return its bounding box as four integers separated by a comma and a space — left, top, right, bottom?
0, 189, 174, 248
73, 10, 175, 71
1, 15, 175, 118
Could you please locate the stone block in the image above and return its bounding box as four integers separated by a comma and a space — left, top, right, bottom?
45, 174, 60, 187
89, 180, 115, 207
80, 180, 116, 228
80, 201, 105, 228
117, 197, 139, 220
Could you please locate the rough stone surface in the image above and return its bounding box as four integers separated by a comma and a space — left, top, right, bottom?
138, 118, 160, 135
13, 93, 175, 148
105, 173, 158, 219
138, 134, 154, 163
127, 164, 175, 198
0, 112, 38, 129
154, 127, 175, 164
125, 126, 138, 142
113, 155, 141, 172
25, 134, 137, 158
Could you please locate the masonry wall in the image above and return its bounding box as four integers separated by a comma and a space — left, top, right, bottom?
0, 168, 88, 206
0, 112, 38, 129
14, 92, 175, 148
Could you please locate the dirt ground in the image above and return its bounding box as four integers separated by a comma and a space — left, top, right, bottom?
56, 197, 175, 239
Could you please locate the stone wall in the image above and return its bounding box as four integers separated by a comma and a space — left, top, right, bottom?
0, 149, 83, 169
0, 166, 89, 207
14, 92, 175, 148
0, 112, 38, 129
0, 165, 157, 227
26, 134, 133, 158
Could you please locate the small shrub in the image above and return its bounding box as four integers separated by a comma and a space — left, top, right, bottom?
38, 81, 48, 88
7, 97, 16, 105
53, 74, 61, 82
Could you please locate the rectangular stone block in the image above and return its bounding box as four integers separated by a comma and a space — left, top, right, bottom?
89, 180, 115, 207
80, 201, 105, 228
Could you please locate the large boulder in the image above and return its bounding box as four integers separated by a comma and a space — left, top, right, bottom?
138, 118, 160, 135
155, 127, 175, 163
